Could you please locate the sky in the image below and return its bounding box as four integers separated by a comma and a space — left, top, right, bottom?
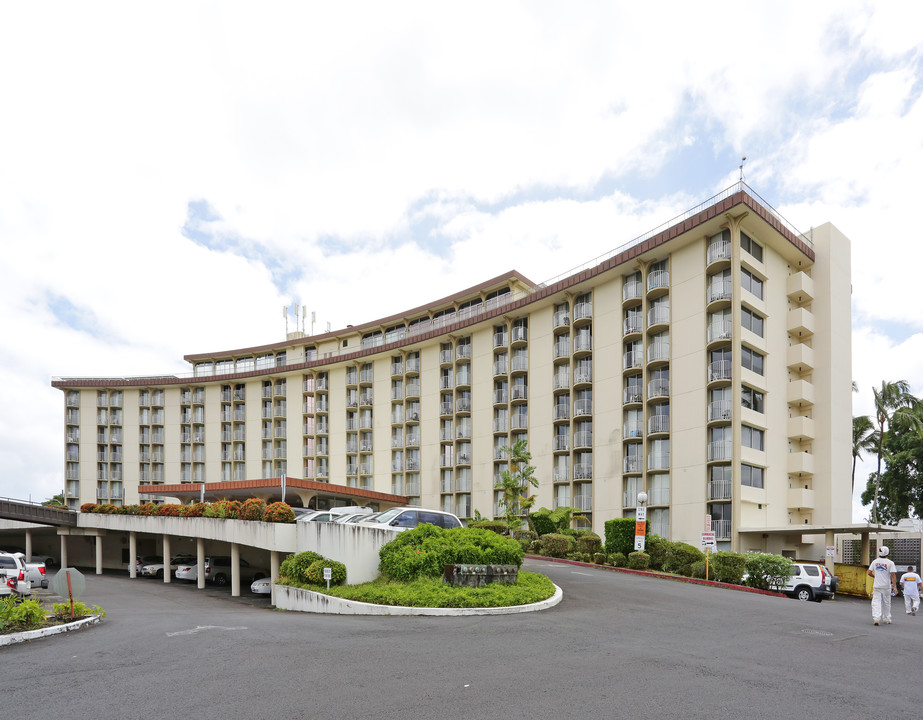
1, 2, 921, 521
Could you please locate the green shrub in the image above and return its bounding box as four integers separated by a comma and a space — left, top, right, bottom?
539, 533, 575, 559
180, 502, 207, 518
575, 532, 602, 556
239, 498, 267, 521
305, 559, 347, 585
0, 597, 46, 630
530, 506, 582, 535
689, 561, 708, 579
709, 551, 747, 584
645, 534, 668, 570
744, 553, 794, 591
593, 552, 608, 565
567, 552, 592, 563
467, 520, 509, 535
609, 552, 627, 567
604, 518, 639, 555
118, 504, 139, 515
627, 551, 650, 570
513, 530, 537, 553
52, 601, 106, 620
264, 502, 296, 523
280, 551, 325, 584
156, 504, 183, 517
204, 500, 241, 519
662, 542, 705, 576
379, 525, 523, 582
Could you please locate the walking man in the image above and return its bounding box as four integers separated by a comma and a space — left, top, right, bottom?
900, 565, 922, 616
868, 546, 898, 626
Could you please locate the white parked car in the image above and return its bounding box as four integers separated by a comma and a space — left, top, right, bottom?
781, 562, 838, 602
297, 506, 375, 523
250, 576, 273, 594
141, 555, 197, 579
0, 551, 31, 598
357, 507, 462, 532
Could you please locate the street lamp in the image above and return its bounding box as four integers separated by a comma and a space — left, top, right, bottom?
635, 492, 648, 552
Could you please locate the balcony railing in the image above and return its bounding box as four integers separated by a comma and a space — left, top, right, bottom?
708, 441, 733, 461
708, 361, 732, 382
708, 401, 732, 422
647, 269, 669, 292
707, 322, 732, 343
648, 415, 669, 434
623, 280, 643, 302
623, 387, 643, 404
714, 519, 731, 540
624, 316, 642, 335
574, 430, 593, 449
573, 463, 593, 479
707, 238, 731, 265
708, 479, 732, 500
648, 379, 669, 398
707, 278, 733, 303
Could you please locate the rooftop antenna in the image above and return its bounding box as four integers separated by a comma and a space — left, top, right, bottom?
283, 304, 289, 335
739, 156, 747, 184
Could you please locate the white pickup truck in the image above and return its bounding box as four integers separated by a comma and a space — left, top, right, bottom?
0, 551, 31, 598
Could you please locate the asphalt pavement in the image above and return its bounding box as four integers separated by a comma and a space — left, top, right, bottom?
2, 560, 912, 720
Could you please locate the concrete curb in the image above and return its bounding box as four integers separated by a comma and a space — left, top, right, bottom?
0, 615, 102, 647
275, 583, 563, 616
526, 555, 787, 598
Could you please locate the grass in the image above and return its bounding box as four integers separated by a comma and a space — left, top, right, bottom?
281, 570, 556, 608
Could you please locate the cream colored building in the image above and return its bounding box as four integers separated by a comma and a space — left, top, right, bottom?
53, 184, 853, 556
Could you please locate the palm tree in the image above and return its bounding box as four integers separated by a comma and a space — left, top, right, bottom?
852, 415, 875, 495
870, 380, 918, 524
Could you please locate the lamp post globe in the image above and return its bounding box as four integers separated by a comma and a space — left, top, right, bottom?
637, 491, 648, 506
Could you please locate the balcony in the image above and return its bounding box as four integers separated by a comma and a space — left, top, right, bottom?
623, 387, 643, 405
511, 356, 528, 373
553, 311, 570, 328
708, 360, 732, 383
511, 414, 528, 430
511, 386, 528, 402
707, 322, 732, 344
573, 303, 592, 322
648, 487, 670, 506
647, 269, 669, 293
787, 344, 815, 374
714, 519, 731, 540
553, 468, 570, 484
574, 368, 592, 385
788, 307, 815, 339
573, 431, 593, 449
648, 306, 670, 327
624, 316, 642, 336
574, 399, 592, 417
623, 425, 642, 440
573, 463, 593, 480
708, 479, 731, 500
648, 378, 669, 399
572, 494, 593, 512
707, 238, 731, 266
493, 360, 508, 377
787, 487, 816, 510
786, 271, 814, 304
552, 405, 570, 421
405, 358, 420, 374
455, 399, 471, 414
648, 451, 670, 470
554, 374, 570, 391
647, 341, 669, 364
494, 331, 508, 348
707, 278, 733, 305
648, 415, 669, 434
708, 401, 732, 422
787, 380, 815, 408
787, 415, 815, 442
553, 436, 569, 452
511, 326, 528, 344
623, 455, 642, 473
574, 335, 593, 354
623, 280, 643, 302
553, 341, 569, 360
390, 362, 403, 376
623, 351, 642, 371
493, 418, 509, 432
788, 452, 815, 476
708, 441, 732, 461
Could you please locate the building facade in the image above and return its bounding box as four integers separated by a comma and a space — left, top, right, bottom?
53, 184, 853, 555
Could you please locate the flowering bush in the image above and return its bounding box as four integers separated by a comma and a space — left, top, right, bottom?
180, 502, 207, 518
264, 502, 295, 523
204, 500, 241, 519
94, 504, 118, 514
627, 551, 651, 570
156, 504, 183, 517
239, 498, 267, 521
80, 503, 97, 513
538, 533, 574, 558
137, 503, 159, 516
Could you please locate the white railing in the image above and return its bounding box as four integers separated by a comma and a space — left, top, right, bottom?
708, 401, 732, 422
708, 441, 733, 461
623, 280, 643, 301
707, 322, 733, 343
624, 316, 642, 335
708, 480, 732, 500
648, 379, 669, 398
624, 387, 643, 404
647, 269, 669, 291
707, 278, 732, 303
707, 238, 732, 265
708, 361, 732, 382
648, 306, 670, 326
573, 463, 593, 479
553, 436, 569, 451
624, 456, 641, 473
714, 519, 732, 540
648, 415, 669, 434
648, 341, 670, 362
574, 431, 593, 448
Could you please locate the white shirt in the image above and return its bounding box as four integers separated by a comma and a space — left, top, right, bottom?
900, 571, 921, 597
869, 558, 896, 590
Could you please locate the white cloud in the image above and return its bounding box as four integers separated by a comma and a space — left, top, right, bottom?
1, 1, 922, 521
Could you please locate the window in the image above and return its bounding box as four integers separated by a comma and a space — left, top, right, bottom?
741, 232, 763, 263
741, 386, 764, 413
741, 307, 764, 337
741, 269, 763, 300
741, 425, 764, 451
741, 347, 764, 375
741, 464, 764, 488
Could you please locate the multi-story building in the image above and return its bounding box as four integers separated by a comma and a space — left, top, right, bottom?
53, 184, 853, 555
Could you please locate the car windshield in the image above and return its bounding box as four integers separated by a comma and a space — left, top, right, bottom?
367, 508, 402, 524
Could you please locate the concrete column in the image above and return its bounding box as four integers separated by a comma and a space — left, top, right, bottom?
196, 538, 205, 589
25, 530, 33, 562
825, 530, 835, 577
861, 533, 871, 566
231, 542, 240, 597
95, 535, 103, 575
162, 535, 172, 583
59, 535, 68, 569
129, 532, 137, 578
270, 551, 280, 606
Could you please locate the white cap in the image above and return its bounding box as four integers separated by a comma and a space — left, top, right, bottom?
878, 546, 890, 557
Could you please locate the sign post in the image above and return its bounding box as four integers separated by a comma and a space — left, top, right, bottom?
634, 492, 648, 552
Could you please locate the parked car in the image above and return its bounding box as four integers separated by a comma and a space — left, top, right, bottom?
0, 551, 31, 598
128, 555, 163, 575
141, 555, 197, 579
250, 576, 272, 594
781, 562, 838, 602
175, 556, 269, 586
1, 547, 57, 567
356, 507, 462, 532
10, 553, 47, 589
298, 506, 375, 523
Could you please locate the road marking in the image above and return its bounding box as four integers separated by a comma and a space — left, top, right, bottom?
571, 571, 594, 576
167, 625, 248, 636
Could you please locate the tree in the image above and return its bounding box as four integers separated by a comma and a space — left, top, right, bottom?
852, 415, 876, 495
870, 380, 918, 524
43, 493, 65, 507
498, 439, 537, 535
861, 403, 923, 522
